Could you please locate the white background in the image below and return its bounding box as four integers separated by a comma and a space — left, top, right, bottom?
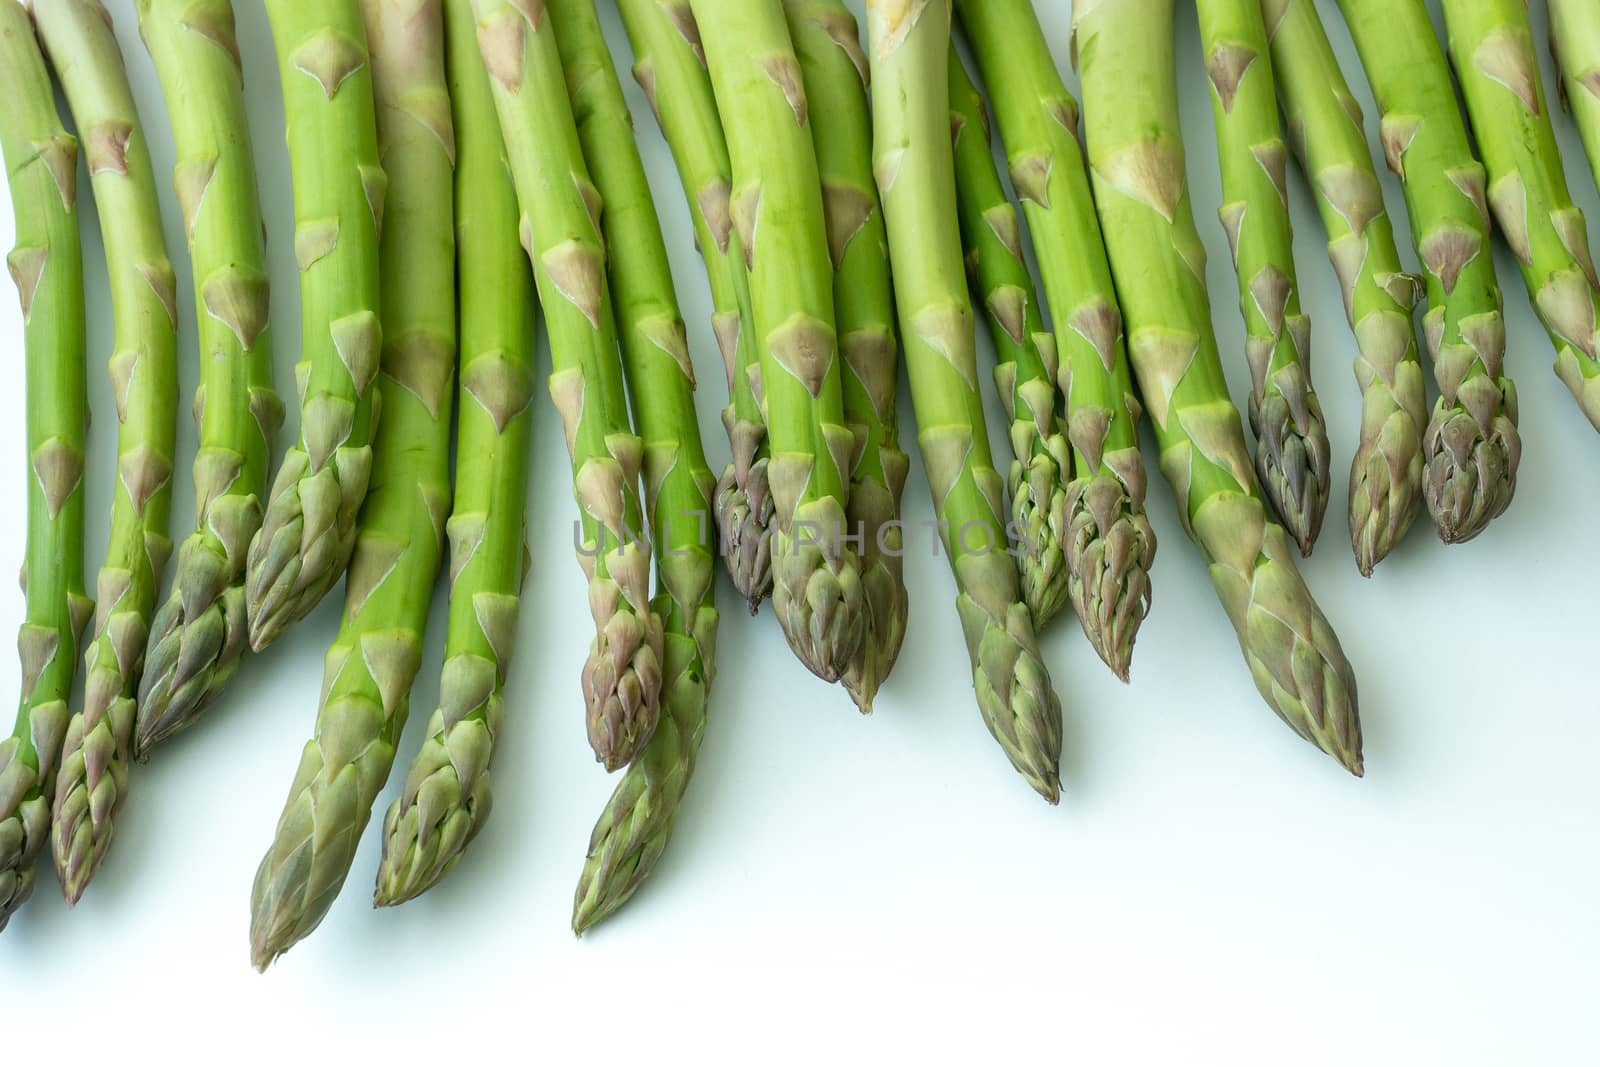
1, 0, 1596, 1060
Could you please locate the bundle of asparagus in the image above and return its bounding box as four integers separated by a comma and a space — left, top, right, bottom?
13, 0, 1600, 957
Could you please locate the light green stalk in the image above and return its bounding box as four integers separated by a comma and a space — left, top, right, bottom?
1262, 0, 1426, 575
1442, 0, 1600, 432
615, 0, 773, 610
250, 0, 455, 969
956, 0, 1155, 678
868, 0, 1062, 802
246, 0, 384, 649
1073, 0, 1363, 775
947, 48, 1149, 682
1195, 0, 1330, 555
0, 0, 90, 930
690, 0, 867, 684
547, 0, 720, 934
1337, 0, 1519, 544
1552, 0, 1600, 199
34, 0, 178, 903
474, 0, 664, 770
131, 1, 281, 755
373, 0, 534, 907
784, 0, 909, 711
945, 49, 1068, 638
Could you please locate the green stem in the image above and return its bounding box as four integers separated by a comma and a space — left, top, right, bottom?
549, 0, 721, 935
1196, 0, 1330, 554
34, 0, 179, 907
250, 0, 455, 969
0, 1, 90, 929
785, 0, 909, 711
955, 0, 1156, 678
1551, 0, 1600, 200
131, 0, 282, 757
474, 0, 666, 769
1074, 0, 1362, 775
615, 0, 774, 609
1442, 0, 1600, 432
1262, 0, 1426, 575
1336, 0, 1519, 544
868, 0, 1062, 802
246, 0, 385, 649
690, 0, 867, 684
373, 0, 536, 908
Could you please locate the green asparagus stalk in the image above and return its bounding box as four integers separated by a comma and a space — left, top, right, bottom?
1442, 0, 1600, 432
373, 0, 533, 907
246, 0, 384, 649
1195, 0, 1330, 554
784, 0, 909, 711
0, 0, 90, 930
956, 0, 1155, 673
475, 0, 665, 770
1262, 0, 1426, 575
868, 0, 1062, 802
690, 0, 867, 684
250, 0, 455, 968
1336, 0, 1519, 544
615, 0, 773, 610
946, 49, 1150, 681
1073, 0, 1363, 774
945, 50, 1067, 635
130, 0, 281, 757
34, 0, 178, 903
1551, 0, 1600, 199
546, 0, 721, 934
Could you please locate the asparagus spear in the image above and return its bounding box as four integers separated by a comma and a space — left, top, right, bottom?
250, 0, 455, 968
1194, 0, 1330, 555
475, 0, 665, 769
689, 0, 867, 684
545, 0, 721, 934
0, 0, 90, 930
784, 0, 909, 711
1073, 0, 1363, 775
33, 0, 178, 902
1551, 0, 1600, 199
246, 0, 384, 650
130, 0, 281, 756
868, 0, 1062, 802
615, 0, 774, 610
955, 0, 1156, 668
1336, 0, 1519, 544
1442, 0, 1600, 432
373, 0, 533, 907
1262, 0, 1427, 575
945, 51, 1068, 635
947, 49, 1149, 682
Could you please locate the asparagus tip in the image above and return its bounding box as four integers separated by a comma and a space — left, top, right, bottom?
1422, 410, 1519, 544
715, 464, 775, 610
583, 605, 667, 771
1255, 418, 1331, 560
1064, 471, 1156, 685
